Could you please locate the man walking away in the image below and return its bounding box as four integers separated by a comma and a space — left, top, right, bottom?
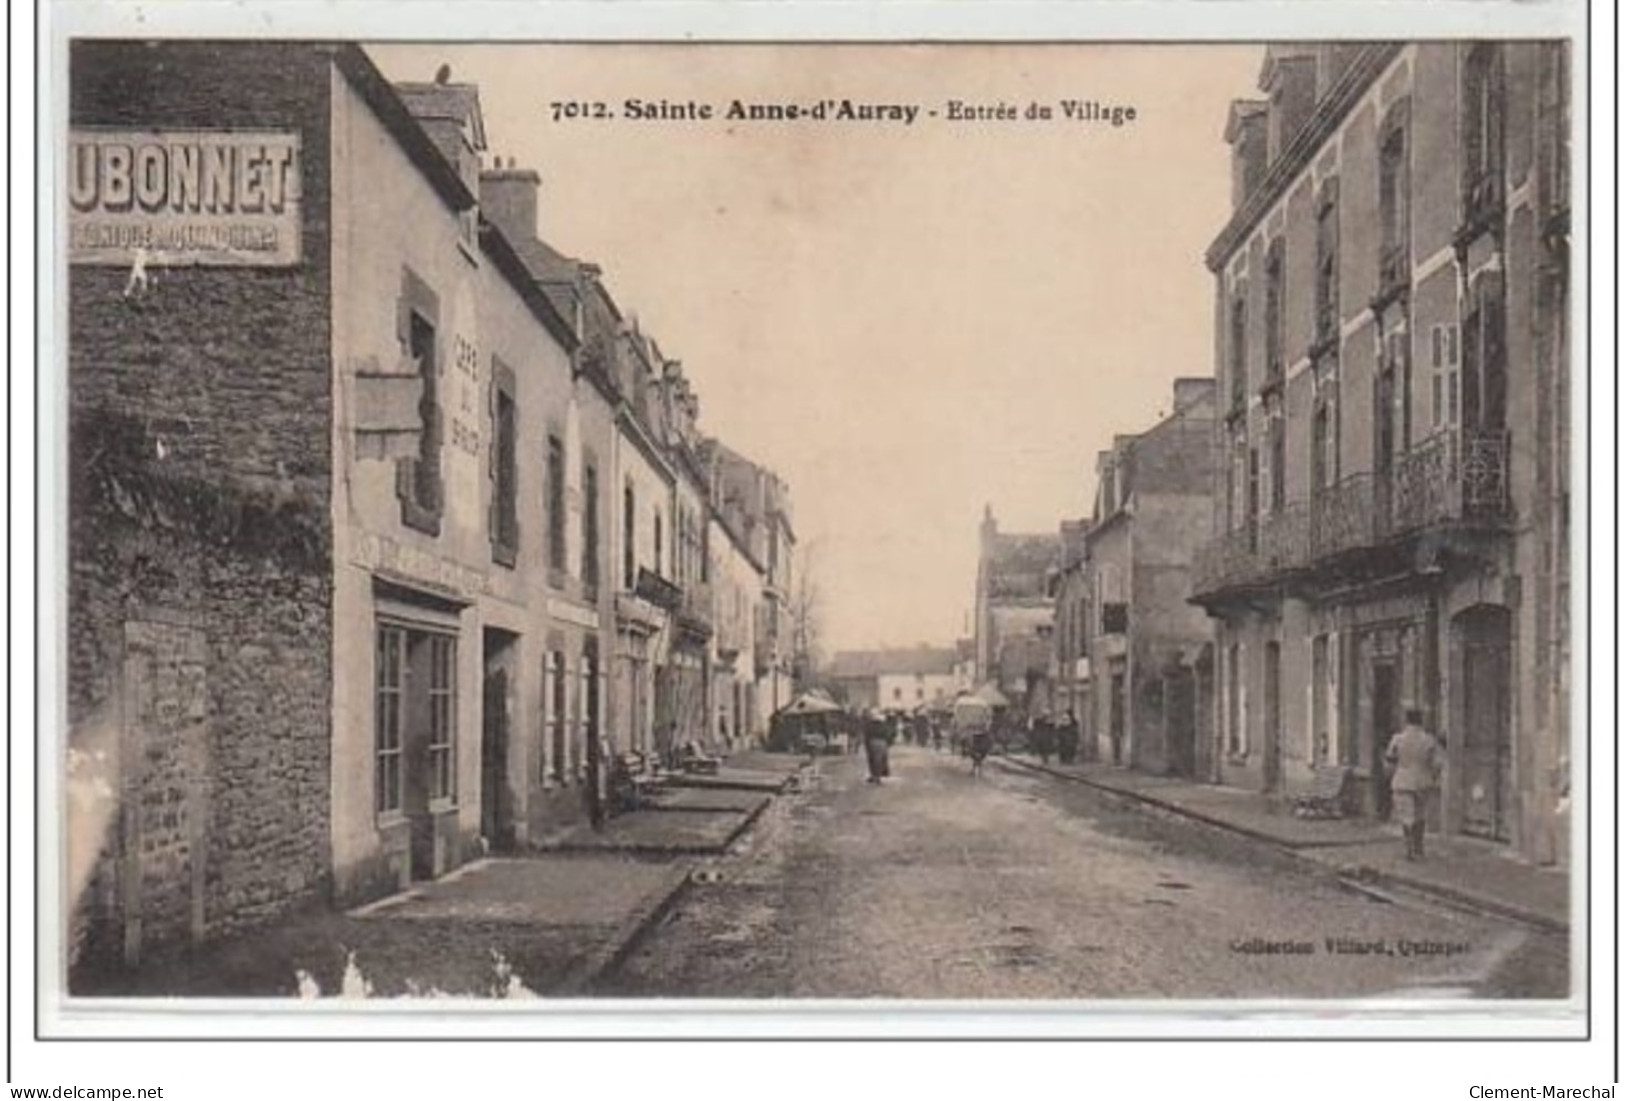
1384, 706, 1443, 860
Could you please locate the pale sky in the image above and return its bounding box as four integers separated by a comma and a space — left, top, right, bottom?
368, 43, 1263, 653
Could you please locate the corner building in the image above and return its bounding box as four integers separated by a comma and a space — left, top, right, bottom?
1190, 43, 1571, 864
65, 42, 613, 973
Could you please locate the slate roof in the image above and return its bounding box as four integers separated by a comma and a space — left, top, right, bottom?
827, 647, 959, 679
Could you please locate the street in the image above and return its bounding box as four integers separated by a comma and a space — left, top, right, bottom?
599, 745, 1568, 999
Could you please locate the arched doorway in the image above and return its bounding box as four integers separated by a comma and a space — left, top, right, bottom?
1454, 604, 1514, 841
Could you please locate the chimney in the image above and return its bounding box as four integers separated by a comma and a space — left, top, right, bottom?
480, 160, 541, 243
1225, 100, 1270, 208
1262, 47, 1319, 163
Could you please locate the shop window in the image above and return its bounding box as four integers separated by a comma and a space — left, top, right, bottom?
427, 634, 456, 801
375, 625, 405, 815
376, 622, 458, 815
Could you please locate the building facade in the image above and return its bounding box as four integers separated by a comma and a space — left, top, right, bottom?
827, 647, 959, 712
708, 508, 766, 746
1189, 43, 1571, 864
973, 508, 1060, 713
1079, 381, 1217, 774
65, 42, 799, 974
1051, 519, 1093, 747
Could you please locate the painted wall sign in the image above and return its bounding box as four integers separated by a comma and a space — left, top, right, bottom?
68, 130, 302, 267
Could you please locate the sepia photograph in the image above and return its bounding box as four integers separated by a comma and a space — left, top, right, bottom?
33, 5, 1600, 1072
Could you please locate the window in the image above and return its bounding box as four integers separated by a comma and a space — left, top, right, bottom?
1462, 44, 1506, 226
1462, 278, 1508, 433
1431, 324, 1460, 428
1246, 447, 1261, 549
427, 634, 456, 801
376, 622, 458, 814
1229, 294, 1248, 412
1263, 239, 1285, 389
490, 367, 518, 566
893, 687, 902, 702
1311, 634, 1330, 765
653, 509, 664, 577
395, 271, 444, 534
582, 642, 600, 778
623, 483, 637, 590
1226, 643, 1243, 756
1383, 328, 1413, 454
1311, 403, 1332, 494
1314, 180, 1340, 344
546, 435, 566, 576
375, 625, 405, 815
1268, 407, 1286, 513
1378, 105, 1411, 293
1101, 603, 1129, 635
547, 651, 567, 784
581, 462, 600, 597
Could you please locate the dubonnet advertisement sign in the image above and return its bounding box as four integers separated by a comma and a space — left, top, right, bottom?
68, 129, 302, 267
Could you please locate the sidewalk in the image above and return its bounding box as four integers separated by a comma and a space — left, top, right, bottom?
1003, 755, 1569, 933
75, 756, 812, 999
73, 853, 695, 999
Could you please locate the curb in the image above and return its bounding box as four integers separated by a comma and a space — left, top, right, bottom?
555, 780, 780, 993
555, 861, 696, 995
999, 756, 1569, 935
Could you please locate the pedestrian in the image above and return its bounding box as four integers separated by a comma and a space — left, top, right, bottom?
1384, 705, 1443, 861
1031, 714, 1055, 766
864, 710, 892, 784
931, 718, 944, 753
1057, 710, 1080, 765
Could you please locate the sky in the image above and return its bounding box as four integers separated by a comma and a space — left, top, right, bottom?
368, 43, 1262, 653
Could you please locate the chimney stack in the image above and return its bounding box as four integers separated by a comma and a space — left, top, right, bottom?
479, 161, 542, 243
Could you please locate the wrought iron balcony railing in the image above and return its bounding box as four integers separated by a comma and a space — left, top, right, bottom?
1193, 430, 1510, 599
1189, 503, 1309, 597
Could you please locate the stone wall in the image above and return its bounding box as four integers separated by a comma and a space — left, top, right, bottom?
67, 41, 335, 974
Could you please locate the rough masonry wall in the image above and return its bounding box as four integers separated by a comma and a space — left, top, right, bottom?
67, 41, 336, 968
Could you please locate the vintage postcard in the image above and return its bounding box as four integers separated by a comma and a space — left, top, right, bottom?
32, 2, 1600, 1075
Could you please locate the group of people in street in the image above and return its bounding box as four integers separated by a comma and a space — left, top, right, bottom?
1026, 712, 1082, 766
848, 693, 1443, 867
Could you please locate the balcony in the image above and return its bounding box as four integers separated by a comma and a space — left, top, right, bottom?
1193, 430, 1510, 602
675, 578, 714, 647
1190, 502, 1310, 598
633, 566, 681, 612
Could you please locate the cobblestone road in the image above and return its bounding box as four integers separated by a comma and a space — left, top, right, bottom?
599, 745, 1569, 999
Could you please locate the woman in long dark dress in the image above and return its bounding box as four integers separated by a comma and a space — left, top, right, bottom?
864, 711, 892, 783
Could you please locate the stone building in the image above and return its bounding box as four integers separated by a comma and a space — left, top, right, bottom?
710, 442, 798, 730
64, 41, 800, 975
826, 647, 959, 713
66, 42, 602, 968
973, 508, 1060, 713
1079, 380, 1217, 774
708, 506, 766, 746
1050, 519, 1093, 744
1189, 43, 1571, 864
